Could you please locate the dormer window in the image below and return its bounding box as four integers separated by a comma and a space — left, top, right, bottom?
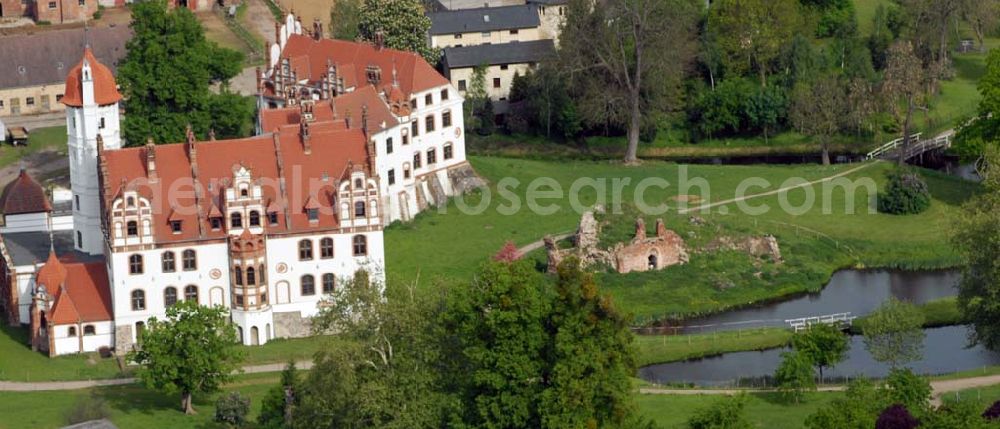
170, 220, 182, 234
365, 65, 382, 84
210, 217, 222, 230
306, 208, 319, 222
126, 221, 138, 237
267, 211, 278, 225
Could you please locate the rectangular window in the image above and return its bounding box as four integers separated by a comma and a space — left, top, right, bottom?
55, 94, 63, 102
414, 152, 422, 169
404, 167, 411, 179
444, 144, 454, 160
410, 98, 417, 109
388, 169, 396, 185
411, 120, 419, 136
170, 221, 182, 233
454, 33, 463, 39
458, 80, 467, 91
500, 64, 509, 70
307, 208, 319, 222
481, 31, 490, 38
510, 29, 519, 35
25, 97, 35, 106
210, 217, 222, 230
493, 78, 501, 88
268, 212, 278, 225
441, 89, 449, 101
402, 134, 409, 145
425, 115, 435, 133
99, 117, 106, 129
48, 1, 56, 8
442, 111, 452, 128
386, 137, 393, 154
427, 148, 437, 165
425, 93, 433, 106
0, 100, 5, 108
78, 0, 84, 5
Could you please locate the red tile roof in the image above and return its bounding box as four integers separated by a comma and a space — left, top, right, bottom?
61, 47, 123, 107
259, 86, 401, 134
36, 251, 68, 292
47, 261, 112, 325
100, 124, 371, 243
0, 169, 52, 215
280, 34, 449, 98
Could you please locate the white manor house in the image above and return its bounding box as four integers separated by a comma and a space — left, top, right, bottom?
0, 15, 476, 356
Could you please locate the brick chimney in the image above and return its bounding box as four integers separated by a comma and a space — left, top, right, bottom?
186, 125, 198, 168
145, 138, 158, 182
300, 117, 311, 155
312, 18, 322, 41
374, 31, 384, 50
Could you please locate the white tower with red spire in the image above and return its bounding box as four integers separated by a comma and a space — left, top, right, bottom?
62, 47, 123, 255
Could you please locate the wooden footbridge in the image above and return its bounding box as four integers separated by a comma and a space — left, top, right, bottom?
785, 312, 857, 332
865, 131, 953, 161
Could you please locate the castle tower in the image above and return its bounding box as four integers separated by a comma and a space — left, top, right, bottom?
61, 47, 123, 255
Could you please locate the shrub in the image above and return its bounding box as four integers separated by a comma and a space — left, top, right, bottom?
875, 404, 919, 429
687, 394, 753, 429
884, 368, 931, 414
878, 169, 931, 215
65, 393, 112, 425
215, 391, 250, 428
93, 5, 105, 19
984, 400, 1000, 420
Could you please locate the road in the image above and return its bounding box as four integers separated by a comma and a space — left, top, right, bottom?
2, 112, 65, 130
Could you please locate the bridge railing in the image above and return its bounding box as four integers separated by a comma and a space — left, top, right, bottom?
785, 312, 857, 332
866, 133, 922, 160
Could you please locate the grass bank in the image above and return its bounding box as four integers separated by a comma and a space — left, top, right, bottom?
849, 297, 967, 334
636, 390, 841, 429
635, 328, 793, 367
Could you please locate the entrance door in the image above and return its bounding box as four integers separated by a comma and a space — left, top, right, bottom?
250, 326, 259, 345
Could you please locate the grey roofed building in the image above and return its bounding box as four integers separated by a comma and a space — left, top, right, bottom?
525, 0, 568, 4
3, 230, 103, 267
0, 26, 131, 91
428, 4, 541, 35
431, 0, 525, 11
442, 39, 556, 70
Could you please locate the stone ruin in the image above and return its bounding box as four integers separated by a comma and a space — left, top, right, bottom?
545, 211, 689, 274
703, 235, 783, 263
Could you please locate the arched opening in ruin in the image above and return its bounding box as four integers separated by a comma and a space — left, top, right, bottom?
648, 254, 658, 269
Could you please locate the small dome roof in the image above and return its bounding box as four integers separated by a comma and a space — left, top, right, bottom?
61, 47, 122, 107
0, 169, 52, 216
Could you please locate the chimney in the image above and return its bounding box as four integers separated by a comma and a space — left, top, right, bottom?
186, 124, 198, 168
361, 104, 369, 137
209, 129, 216, 141
312, 18, 322, 41
300, 117, 311, 155
374, 31, 384, 50
145, 138, 157, 182
634, 217, 646, 241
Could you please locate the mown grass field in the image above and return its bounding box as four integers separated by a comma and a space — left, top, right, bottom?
635, 328, 793, 367
636, 391, 841, 429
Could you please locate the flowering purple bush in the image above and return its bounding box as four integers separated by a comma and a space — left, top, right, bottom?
875, 404, 919, 429
983, 400, 1000, 420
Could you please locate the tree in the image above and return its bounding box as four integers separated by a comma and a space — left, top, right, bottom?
884, 368, 931, 415
953, 148, 1000, 350
117, 0, 252, 145
357, 0, 438, 62
441, 260, 549, 428
774, 351, 816, 403
539, 258, 637, 428
258, 362, 301, 429
329, 0, 361, 40
561, 0, 698, 163
789, 74, 850, 165
791, 323, 849, 383
744, 84, 787, 143
955, 50, 1000, 163
464, 64, 489, 135
860, 298, 925, 368
215, 392, 250, 428
687, 394, 753, 429
806, 378, 888, 429
961, 0, 1000, 54
295, 272, 450, 428
875, 404, 920, 429
923, 398, 992, 429
493, 240, 521, 263
127, 300, 243, 414
709, 0, 803, 87
882, 41, 926, 166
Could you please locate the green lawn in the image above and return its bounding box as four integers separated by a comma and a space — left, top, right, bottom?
0, 324, 128, 382
0, 125, 67, 169
635, 328, 793, 367
637, 391, 841, 429
0, 373, 279, 429
386, 156, 978, 321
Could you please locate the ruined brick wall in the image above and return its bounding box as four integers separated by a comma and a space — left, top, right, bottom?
0, 0, 31, 18
614, 229, 688, 274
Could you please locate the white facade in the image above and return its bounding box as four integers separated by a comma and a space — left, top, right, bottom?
51, 321, 114, 356
66, 57, 122, 256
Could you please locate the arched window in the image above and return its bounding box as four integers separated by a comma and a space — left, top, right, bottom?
320, 237, 334, 259
354, 201, 366, 218
354, 178, 363, 188
299, 240, 313, 260
240, 187, 249, 197
184, 285, 198, 302
444, 142, 454, 160
131, 290, 146, 311
231, 212, 243, 228
136, 321, 146, 344
129, 254, 143, 274
352, 235, 367, 256
162, 251, 175, 272
68, 326, 77, 336
127, 197, 135, 207
246, 267, 256, 285
126, 221, 138, 237
301, 275, 315, 296
322, 273, 335, 293
83, 325, 95, 335
259, 264, 266, 284
164, 286, 178, 307
235, 266, 243, 286
249, 211, 261, 227
182, 249, 197, 271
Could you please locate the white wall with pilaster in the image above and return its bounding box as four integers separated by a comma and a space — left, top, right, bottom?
51, 321, 114, 356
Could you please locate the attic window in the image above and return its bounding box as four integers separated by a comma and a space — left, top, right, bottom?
306, 208, 319, 222
267, 211, 278, 225
170, 220, 182, 234
365, 65, 382, 85
210, 217, 222, 230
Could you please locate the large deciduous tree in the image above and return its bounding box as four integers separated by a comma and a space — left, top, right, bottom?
358, 0, 438, 62
709, 0, 803, 87
961, 0, 1000, 54
882, 41, 925, 166
560, 0, 698, 163
860, 298, 926, 368
789, 74, 850, 166
791, 323, 849, 383
955, 50, 1000, 164
953, 148, 1000, 350
117, 0, 253, 146
127, 300, 243, 414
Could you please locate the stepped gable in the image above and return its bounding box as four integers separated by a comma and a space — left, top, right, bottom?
99, 124, 371, 244
0, 169, 52, 215
61, 47, 123, 107
279, 34, 449, 97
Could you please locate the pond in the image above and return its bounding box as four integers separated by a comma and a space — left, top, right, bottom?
678, 269, 960, 334
639, 325, 999, 387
